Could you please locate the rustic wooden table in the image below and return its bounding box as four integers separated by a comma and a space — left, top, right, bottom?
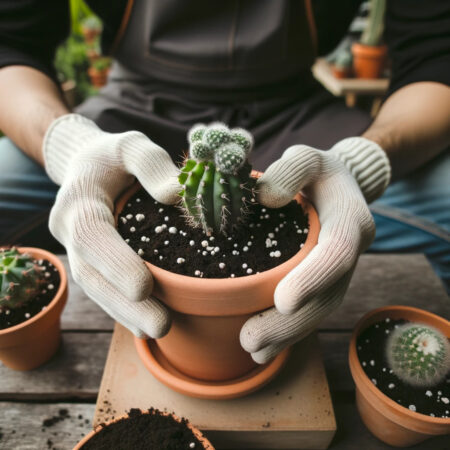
0, 254, 448, 450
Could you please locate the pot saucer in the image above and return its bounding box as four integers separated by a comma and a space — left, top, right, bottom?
134, 337, 290, 400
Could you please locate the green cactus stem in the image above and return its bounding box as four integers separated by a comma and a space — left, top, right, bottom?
0, 247, 45, 311
179, 123, 256, 235
361, 0, 386, 47
386, 323, 450, 388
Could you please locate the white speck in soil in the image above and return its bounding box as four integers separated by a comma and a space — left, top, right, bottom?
303, 228, 309, 233
158, 208, 164, 213
219, 263, 225, 269
230, 274, 235, 278
136, 198, 141, 202
154, 249, 158, 254
189, 240, 195, 246
371, 378, 377, 385
247, 268, 253, 274
121, 217, 127, 224
168, 227, 177, 234
385, 318, 390, 323
273, 250, 281, 258
126, 214, 133, 219
155, 226, 163, 233
159, 255, 163, 260
201, 240, 208, 247
48, 284, 54, 290
370, 360, 375, 366
164, 216, 169, 222
442, 397, 449, 404
189, 442, 195, 448
135, 214, 145, 222
388, 383, 395, 389
409, 405, 416, 412
25, 313, 30, 319
176, 258, 185, 264
362, 361, 367, 366
130, 227, 136, 232
138, 249, 144, 256
243, 246, 249, 252
242, 263, 248, 269
164, 241, 169, 245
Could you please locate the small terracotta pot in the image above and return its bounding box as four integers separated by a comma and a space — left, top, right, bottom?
73, 410, 214, 449
349, 305, 450, 447
352, 43, 387, 79
88, 67, 110, 88
115, 181, 320, 382
332, 65, 353, 79
0, 247, 68, 370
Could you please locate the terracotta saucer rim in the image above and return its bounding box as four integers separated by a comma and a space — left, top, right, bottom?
134, 337, 290, 400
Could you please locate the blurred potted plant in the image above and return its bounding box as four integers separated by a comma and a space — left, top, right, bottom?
349, 305, 450, 447
0, 247, 68, 370
88, 56, 112, 88
352, 0, 387, 79
331, 48, 353, 79
81, 16, 102, 44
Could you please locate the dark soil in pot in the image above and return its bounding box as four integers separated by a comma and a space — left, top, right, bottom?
80, 408, 205, 450
0, 258, 60, 330
357, 318, 450, 418
118, 188, 309, 278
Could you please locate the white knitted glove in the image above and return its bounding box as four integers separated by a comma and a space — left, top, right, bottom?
240, 137, 391, 363
43, 114, 180, 338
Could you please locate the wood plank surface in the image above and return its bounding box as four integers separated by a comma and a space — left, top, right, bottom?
0, 402, 95, 450
0, 333, 110, 400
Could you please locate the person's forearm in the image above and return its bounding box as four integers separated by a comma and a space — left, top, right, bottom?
363, 82, 450, 180
0, 66, 70, 166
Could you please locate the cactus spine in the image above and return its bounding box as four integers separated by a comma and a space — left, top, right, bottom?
179, 123, 256, 235
386, 323, 450, 387
0, 247, 45, 311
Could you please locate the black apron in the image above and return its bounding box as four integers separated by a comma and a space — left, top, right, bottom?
77, 0, 371, 170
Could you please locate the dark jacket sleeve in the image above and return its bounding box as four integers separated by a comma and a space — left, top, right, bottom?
385, 0, 450, 95
0, 0, 70, 81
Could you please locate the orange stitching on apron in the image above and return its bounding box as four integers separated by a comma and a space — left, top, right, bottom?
109, 0, 135, 55
304, 0, 318, 57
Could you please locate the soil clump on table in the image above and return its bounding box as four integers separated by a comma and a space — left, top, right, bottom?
357, 318, 450, 418
118, 188, 309, 278
0, 258, 60, 330
80, 408, 205, 450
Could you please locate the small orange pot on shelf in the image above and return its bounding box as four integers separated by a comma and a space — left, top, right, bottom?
74, 409, 214, 449
349, 305, 450, 447
0, 247, 68, 370
351, 43, 387, 79
116, 179, 320, 399
87, 67, 110, 88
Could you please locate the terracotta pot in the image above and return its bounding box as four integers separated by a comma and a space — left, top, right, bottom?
81, 27, 101, 45
115, 181, 320, 383
0, 247, 68, 370
332, 65, 352, 79
349, 305, 450, 447
88, 67, 110, 88
73, 410, 214, 449
352, 43, 387, 79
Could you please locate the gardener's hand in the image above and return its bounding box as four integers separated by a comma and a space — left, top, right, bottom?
240, 137, 391, 363
43, 114, 180, 338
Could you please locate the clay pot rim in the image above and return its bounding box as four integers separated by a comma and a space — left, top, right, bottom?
0, 247, 67, 336
115, 182, 319, 286
349, 305, 450, 426
351, 42, 388, 57
73, 409, 214, 450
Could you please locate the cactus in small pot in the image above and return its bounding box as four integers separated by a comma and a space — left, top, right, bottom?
360, 0, 386, 47
179, 122, 256, 235
0, 247, 45, 311
386, 323, 450, 387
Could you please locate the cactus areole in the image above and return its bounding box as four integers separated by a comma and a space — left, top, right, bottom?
179, 123, 256, 235
0, 247, 45, 311
386, 323, 450, 388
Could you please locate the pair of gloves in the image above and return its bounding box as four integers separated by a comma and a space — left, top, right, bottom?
43, 114, 390, 363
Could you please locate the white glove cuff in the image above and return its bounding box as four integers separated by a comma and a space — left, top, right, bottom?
330, 137, 391, 203
43, 113, 103, 185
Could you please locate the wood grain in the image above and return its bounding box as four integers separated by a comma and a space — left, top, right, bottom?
0, 333, 110, 400
0, 402, 95, 450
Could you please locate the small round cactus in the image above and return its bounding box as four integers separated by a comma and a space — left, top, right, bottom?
386, 323, 450, 387
180, 122, 256, 235
0, 247, 45, 310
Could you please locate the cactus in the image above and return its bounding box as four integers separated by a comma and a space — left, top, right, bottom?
361, 0, 386, 46
179, 122, 256, 235
0, 248, 45, 311
386, 323, 450, 388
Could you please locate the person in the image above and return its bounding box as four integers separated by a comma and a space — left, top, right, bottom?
0, 1, 449, 364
